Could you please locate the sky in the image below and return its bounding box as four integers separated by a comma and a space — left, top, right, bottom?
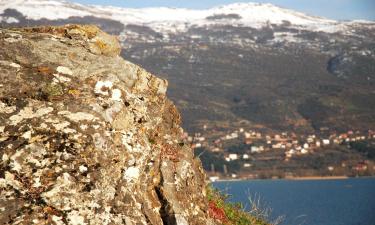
70, 0, 375, 21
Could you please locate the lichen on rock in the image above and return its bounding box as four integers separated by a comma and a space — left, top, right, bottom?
0, 25, 216, 225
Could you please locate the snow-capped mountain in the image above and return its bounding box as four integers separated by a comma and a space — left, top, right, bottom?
0, 0, 372, 34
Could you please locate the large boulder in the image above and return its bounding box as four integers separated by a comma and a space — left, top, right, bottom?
0, 25, 215, 225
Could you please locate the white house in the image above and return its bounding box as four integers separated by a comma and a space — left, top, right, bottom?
251, 146, 260, 153
228, 154, 238, 160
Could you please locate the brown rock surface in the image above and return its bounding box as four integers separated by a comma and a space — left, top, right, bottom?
0, 25, 215, 225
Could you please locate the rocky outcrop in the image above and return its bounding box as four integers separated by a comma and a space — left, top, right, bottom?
0, 25, 215, 225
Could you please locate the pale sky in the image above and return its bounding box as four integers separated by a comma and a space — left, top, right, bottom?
69, 0, 375, 21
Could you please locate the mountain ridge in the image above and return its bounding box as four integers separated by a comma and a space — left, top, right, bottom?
1, 0, 374, 35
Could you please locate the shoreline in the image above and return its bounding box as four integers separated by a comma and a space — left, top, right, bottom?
285, 176, 348, 180
211, 175, 375, 182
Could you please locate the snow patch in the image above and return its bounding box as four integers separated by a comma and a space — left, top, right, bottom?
2, 17, 19, 23
1, 0, 366, 36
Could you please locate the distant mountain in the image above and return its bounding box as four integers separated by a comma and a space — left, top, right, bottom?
1, 0, 372, 34
1, 0, 375, 133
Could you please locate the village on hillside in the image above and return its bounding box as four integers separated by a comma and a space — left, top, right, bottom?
182, 126, 375, 181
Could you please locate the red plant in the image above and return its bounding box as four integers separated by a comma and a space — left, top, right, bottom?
208, 200, 228, 222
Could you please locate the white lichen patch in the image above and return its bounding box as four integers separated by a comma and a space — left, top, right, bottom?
156, 79, 168, 95
94, 81, 113, 96
175, 214, 189, 225
58, 111, 98, 123
123, 167, 140, 182
111, 89, 122, 101
121, 132, 147, 153
0, 179, 6, 189
56, 66, 73, 75
193, 205, 200, 216
67, 211, 86, 225
63, 128, 77, 134
93, 133, 107, 150
40, 123, 48, 129
9, 62, 20, 68
54, 73, 72, 83
32, 177, 42, 188
4, 172, 22, 190
52, 121, 71, 130
52, 215, 65, 225
102, 101, 123, 123
179, 162, 193, 179
79, 165, 88, 173
22, 130, 32, 139
41, 172, 80, 211
80, 124, 88, 130
9, 106, 54, 125
9, 62, 21, 71
2, 153, 9, 162
0, 102, 17, 114
9, 150, 24, 172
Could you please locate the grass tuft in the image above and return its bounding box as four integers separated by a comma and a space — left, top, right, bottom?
207, 185, 277, 225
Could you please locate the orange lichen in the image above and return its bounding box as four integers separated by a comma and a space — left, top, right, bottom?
95, 39, 108, 51
68, 89, 81, 97
37, 66, 54, 76
43, 206, 61, 216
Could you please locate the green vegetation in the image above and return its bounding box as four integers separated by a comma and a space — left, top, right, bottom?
195, 148, 241, 173
207, 185, 272, 225
349, 141, 375, 159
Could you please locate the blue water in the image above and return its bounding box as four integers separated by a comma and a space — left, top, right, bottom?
213, 178, 375, 225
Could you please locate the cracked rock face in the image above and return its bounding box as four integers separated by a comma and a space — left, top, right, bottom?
0, 25, 215, 225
